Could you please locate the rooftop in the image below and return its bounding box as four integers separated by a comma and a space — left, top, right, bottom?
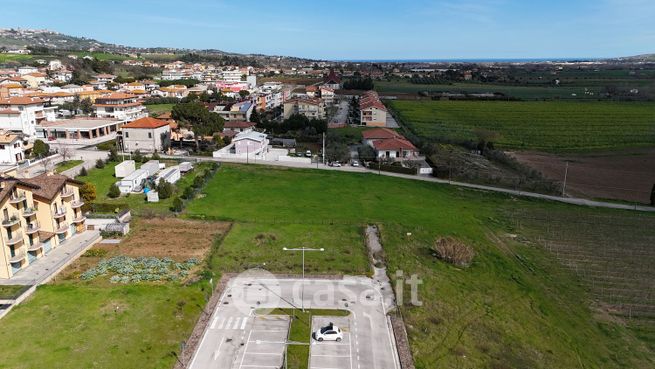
39, 117, 124, 130
122, 117, 170, 129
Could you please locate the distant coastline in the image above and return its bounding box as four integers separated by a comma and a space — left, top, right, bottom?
336, 58, 601, 63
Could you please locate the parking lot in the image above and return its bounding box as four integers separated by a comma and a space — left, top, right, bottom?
188, 276, 400, 369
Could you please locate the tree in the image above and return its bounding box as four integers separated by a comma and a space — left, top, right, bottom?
250, 108, 261, 124
108, 147, 119, 162
80, 182, 97, 203
58, 145, 73, 162
95, 159, 105, 169
325, 142, 350, 163
171, 197, 183, 212
108, 183, 120, 198
79, 166, 88, 176
80, 98, 93, 115
651, 184, 655, 206
182, 186, 195, 200
239, 90, 250, 99
358, 145, 377, 162
192, 175, 204, 188
33, 139, 49, 157
157, 180, 173, 199
133, 150, 144, 163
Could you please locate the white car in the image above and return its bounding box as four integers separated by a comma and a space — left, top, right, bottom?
314, 323, 343, 342
351, 160, 359, 167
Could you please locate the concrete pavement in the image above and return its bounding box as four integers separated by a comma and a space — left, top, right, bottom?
188, 276, 400, 369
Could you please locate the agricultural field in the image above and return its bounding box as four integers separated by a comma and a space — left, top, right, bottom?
0, 53, 33, 64
185, 164, 654, 369
510, 207, 655, 351
389, 100, 655, 152
375, 80, 604, 100
513, 149, 655, 204
0, 218, 228, 369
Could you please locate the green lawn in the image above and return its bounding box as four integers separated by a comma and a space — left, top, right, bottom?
55, 160, 83, 173
0, 285, 27, 300
146, 104, 175, 115
0, 54, 33, 63
185, 164, 654, 369
259, 309, 350, 369
389, 100, 655, 152
77, 160, 214, 215
0, 284, 205, 369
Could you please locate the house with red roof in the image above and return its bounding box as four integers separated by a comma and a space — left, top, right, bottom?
359, 91, 387, 127
362, 127, 418, 161
118, 117, 171, 153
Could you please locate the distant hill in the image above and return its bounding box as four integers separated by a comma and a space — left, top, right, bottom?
614, 53, 655, 62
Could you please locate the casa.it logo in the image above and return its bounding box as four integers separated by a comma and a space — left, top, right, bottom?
229, 267, 282, 315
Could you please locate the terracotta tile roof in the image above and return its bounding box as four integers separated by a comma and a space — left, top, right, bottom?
0, 96, 45, 105
362, 128, 403, 140
0, 109, 21, 115
98, 92, 135, 100
372, 138, 417, 151
0, 178, 45, 205
224, 121, 256, 129
93, 102, 143, 108
122, 117, 169, 129
0, 131, 20, 144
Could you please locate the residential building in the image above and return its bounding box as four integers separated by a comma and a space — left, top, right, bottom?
223, 121, 256, 133
0, 96, 46, 138
0, 131, 24, 164
94, 74, 116, 84
362, 128, 418, 161
214, 101, 254, 122
359, 91, 387, 127
283, 98, 326, 120
37, 117, 127, 145
323, 69, 342, 90
0, 174, 86, 279
93, 93, 148, 121
118, 117, 171, 153
212, 131, 269, 159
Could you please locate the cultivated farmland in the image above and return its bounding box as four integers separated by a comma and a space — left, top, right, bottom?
389, 100, 655, 152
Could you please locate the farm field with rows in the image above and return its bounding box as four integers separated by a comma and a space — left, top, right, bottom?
389, 100, 655, 152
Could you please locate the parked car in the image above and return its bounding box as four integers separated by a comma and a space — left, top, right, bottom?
351, 160, 359, 167
314, 322, 343, 342
331, 161, 341, 167
305, 150, 312, 157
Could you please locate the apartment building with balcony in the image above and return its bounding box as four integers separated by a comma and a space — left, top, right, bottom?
0, 174, 86, 279
93, 93, 148, 122
283, 98, 326, 120
0, 96, 46, 138
359, 91, 387, 127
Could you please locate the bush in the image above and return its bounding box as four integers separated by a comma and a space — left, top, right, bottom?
157, 180, 174, 199
108, 147, 119, 162
192, 175, 204, 188
33, 139, 50, 157
79, 166, 88, 176
108, 183, 121, 198
133, 150, 144, 163
95, 159, 105, 169
83, 248, 109, 257
80, 182, 97, 203
151, 152, 160, 160
182, 186, 195, 200
172, 197, 183, 212
432, 237, 475, 267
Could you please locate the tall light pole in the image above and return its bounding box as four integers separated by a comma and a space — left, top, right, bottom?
282, 247, 324, 311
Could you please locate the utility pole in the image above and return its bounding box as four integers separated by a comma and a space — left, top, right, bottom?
562, 161, 569, 197
282, 247, 324, 312
322, 132, 325, 166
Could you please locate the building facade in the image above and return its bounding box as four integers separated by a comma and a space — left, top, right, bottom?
119, 117, 171, 153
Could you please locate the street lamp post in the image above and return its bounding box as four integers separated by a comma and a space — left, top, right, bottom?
282, 247, 324, 311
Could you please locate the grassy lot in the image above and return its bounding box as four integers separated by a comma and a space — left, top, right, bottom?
0, 54, 34, 63
389, 100, 655, 152
77, 160, 214, 215
0, 285, 28, 300
55, 160, 83, 173
0, 218, 228, 369
259, 309, 350, 369
185, 164, 654, 369
146, 104, 175, 115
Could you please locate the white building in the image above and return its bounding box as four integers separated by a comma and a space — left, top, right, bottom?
93, 93, 148, 121
213, 131, 269, 159
117, 169, 148, 193
114, 160, 136, 178
156, 166, 181, 184
0, 97, 46, 138
0, 131, 25, 164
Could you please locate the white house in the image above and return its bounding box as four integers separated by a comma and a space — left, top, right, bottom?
93, 93, 148, 121
0, 131, 24, 164
119, 117, 171, 153
0, 97, 46, 138
213, 131, 269, 159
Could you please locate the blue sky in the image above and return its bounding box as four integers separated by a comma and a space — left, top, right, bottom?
2, 0, 654, 60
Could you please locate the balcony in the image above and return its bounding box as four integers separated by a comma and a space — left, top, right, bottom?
22, 207, 36, 218
5, 232, 24, 246
2, 216, 20, 228
72, 215, 86, 224
55, 222, 69, 234
60, 188, 75, 199
9, 251, 26, 264
53, 208, 67, 219
9, 192, 26, 204
27, 242, 42, 252
25, 222, 40, 234
71, 200, 84, 209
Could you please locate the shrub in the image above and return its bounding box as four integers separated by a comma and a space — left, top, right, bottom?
108, 183, 121, 198
172, 197, 183, 212
33, 139, 50, 157
108, 147, 119, 162
151, 152, 160, 160
157, 180, 174, 199
432, 237, 475, 267
80, 182, 97, 203
95, 159, 105, 169
79, 166, 88, 176
133, 150, 144, 163
83, 248, 109, 257
192, 175, 204, 188
182, 186, 195, 200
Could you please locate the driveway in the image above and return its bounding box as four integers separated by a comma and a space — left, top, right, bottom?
188, 277, 400, 369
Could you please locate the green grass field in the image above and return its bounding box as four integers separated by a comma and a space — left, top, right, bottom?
0, 285, 27, 300
55, 160, 83, 173
0, 54, 34, 63
146, 104, 175, 115
389, 100, 655, 151
185, 164, 653, 369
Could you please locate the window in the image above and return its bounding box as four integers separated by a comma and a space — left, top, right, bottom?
125, 132, 129, 138
148, 132, 152, 138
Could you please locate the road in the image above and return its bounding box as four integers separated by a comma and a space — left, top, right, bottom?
188, 276, 400, 369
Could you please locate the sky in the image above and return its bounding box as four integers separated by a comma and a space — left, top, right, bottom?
2, 0, 655, 60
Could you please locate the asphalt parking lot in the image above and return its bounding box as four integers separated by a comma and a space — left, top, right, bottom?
188, 276, 400, 369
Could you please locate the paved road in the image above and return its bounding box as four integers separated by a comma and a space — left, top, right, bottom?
165, 154, 655, 213
188, 277, 400, 369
